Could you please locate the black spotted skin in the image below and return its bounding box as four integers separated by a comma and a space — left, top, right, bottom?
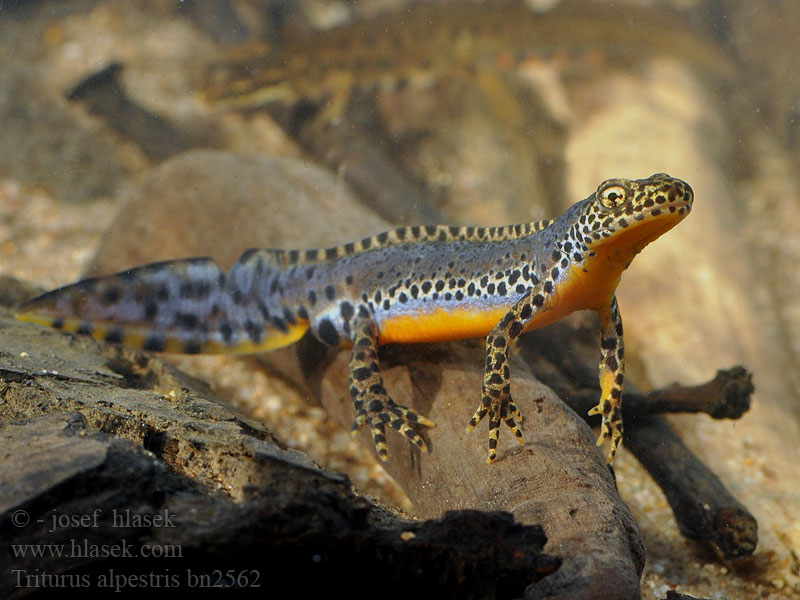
17, 174, 693, 464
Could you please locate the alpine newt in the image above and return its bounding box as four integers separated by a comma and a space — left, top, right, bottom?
17, 173, 693, 463
203, 0, 732, 122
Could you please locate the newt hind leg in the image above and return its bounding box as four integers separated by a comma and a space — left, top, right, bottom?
348, 313, 435, 461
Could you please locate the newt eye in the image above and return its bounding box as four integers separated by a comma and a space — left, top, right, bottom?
599, 185, 628, 208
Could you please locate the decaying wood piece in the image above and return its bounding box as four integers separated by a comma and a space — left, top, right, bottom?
0, 308, 558, 599
517, 314, 757, 559
301, 337, 646, 600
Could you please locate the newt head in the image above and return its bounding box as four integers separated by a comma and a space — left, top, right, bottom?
578, 172, 693, 268
547, 173, 693, 314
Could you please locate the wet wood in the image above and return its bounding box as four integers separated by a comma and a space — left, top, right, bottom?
301, 336, 647, 600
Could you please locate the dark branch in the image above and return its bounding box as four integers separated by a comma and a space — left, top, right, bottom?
637, 366, 753, 419
624, 413, 758, 557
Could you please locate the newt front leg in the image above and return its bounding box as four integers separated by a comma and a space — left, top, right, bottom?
588, 295, 625, 462
467, 289, 626, 464
466, 287, 544, 463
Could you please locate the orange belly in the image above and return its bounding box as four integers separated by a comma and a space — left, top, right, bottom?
378, 305, 509, 344
377, 261, 622, 346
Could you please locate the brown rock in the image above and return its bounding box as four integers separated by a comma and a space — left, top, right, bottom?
87, 150, 392, 276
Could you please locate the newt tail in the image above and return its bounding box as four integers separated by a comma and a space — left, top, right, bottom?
17, 173, 693, 464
